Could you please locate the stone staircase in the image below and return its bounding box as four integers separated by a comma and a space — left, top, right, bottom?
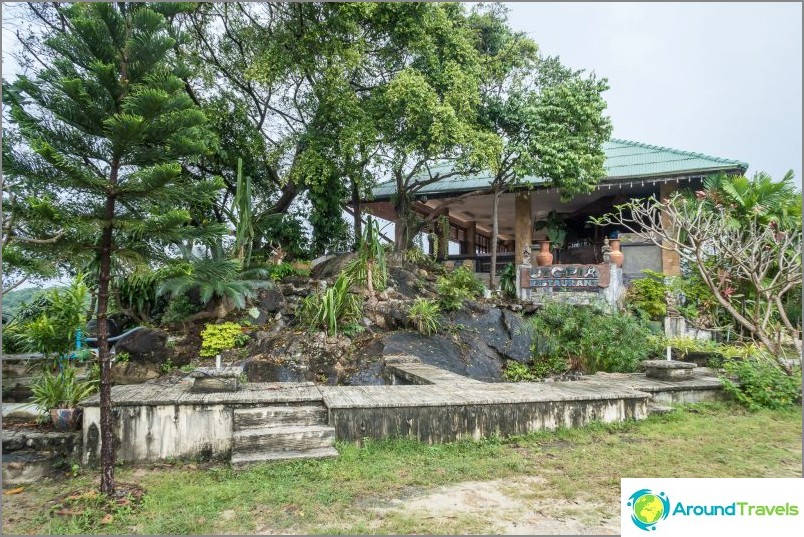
230, 404, 338, 466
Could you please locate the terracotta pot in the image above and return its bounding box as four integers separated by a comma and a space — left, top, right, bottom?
50, 408, 82, 431
535, 240, 553, 266
609, 239, 624, 268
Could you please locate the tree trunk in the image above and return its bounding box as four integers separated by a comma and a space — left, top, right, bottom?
394, 189, 412, 252
351, 179, 362, 250
489, 186, 502, 289
97, 190, 116, 495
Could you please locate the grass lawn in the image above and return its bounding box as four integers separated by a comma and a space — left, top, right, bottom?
2, 403, 801, 535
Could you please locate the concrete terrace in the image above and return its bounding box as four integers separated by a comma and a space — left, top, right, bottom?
79, 359, 727, 462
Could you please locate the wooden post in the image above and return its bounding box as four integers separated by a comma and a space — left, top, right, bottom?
464, 221, 477, 256
514, 191, 532, 265
660, 181, 681, 277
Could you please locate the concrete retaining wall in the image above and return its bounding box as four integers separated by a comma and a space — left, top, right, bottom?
82, 404, 234, 464
329, 397, 647, 445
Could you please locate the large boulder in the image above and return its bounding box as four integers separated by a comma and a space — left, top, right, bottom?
111, 362, 161, 385
85, 318, 121, 339
452, 307, 533, 363
377, 331, 503, 382
114, 328, 175, 365
388, 266, 428, 299
311, 253, 358, 279
258, 287, 286, 314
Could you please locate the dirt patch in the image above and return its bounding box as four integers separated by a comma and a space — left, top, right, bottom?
371, 477, 620, 535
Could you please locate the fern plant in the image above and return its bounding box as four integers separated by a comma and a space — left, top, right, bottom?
297, 274, 363, 336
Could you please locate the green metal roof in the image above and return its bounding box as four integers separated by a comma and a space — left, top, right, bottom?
370, 138, 749, 199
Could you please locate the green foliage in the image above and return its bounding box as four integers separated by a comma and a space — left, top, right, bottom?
199, 322, 249, 357
5, 276, 89, 361
436, 266, 485, 311
30, 365, 97, 410
533, 211, 568, 249
157, 250, 272, 312
502, 361, 537, 382
162, 294, 203, 324
503, 355, 568, 382
309, 173, 352, 256
253, 212, 310, 262
113, 267, 176, 324
626, 270, 667, 320
267, 262, 310, 282
721, 355, 802, 411
663, 337, 721, 357
531, 302, 653, 373
160, 358, 177, 374
407, 298, 442, 335
499, 263, 517, 299
699, 171, 802, 231
403, 247, 438, 271
115, 352, 130, 364
297, 274, 363, 336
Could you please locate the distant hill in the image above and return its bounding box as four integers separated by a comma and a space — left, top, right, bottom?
1, 287, 47, 319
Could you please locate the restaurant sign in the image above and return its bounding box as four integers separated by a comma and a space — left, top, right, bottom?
529, 264, 609, 291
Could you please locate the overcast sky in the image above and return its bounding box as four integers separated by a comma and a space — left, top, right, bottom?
3, 3, 801, 184
505, 2, 802, 185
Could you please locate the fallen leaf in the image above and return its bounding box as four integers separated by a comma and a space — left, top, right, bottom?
101, 514, 113, 525
3, 487, 24, 495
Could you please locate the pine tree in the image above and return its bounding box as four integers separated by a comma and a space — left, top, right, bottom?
3, 3, 222, 494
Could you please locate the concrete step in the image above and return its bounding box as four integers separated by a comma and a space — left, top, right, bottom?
647, 403, 675, 415
232, 425, 335, 455
233, 405, 328, 430
231, 446, 339, 466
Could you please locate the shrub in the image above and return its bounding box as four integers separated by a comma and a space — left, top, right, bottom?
503, 362, 537, 382
200, 322, 249, 357
721, 354, 802, 411
531, 301, 653, 373
7, 276, 89, 361
267, 262, 309, 281
626, 269, 667, 320
297, 274, 363, 336
499, 263, 517, 300
436, 266, 485, 311
503, 355, 568, 382
407, 298, 442, 335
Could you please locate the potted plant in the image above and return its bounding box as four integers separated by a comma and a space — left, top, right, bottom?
30, 365, 98, 431
533, 211, 568, 264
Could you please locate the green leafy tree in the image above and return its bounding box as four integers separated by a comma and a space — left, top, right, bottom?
2, 3, 222, 494
473, 9, 611, 285
593, 173, 802, 369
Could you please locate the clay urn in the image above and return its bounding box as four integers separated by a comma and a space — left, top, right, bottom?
535, 240, 553, 266
609, 239, 624, 268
